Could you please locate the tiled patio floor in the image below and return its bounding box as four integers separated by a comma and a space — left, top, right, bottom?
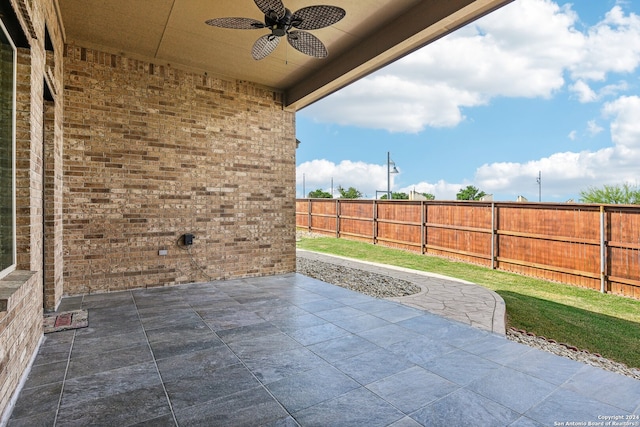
7, 273, 640, 426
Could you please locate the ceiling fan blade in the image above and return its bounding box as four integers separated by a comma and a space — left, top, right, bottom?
254, 0, 286, 20
287, 31, 328, 58
205, 17, 265, 29
252, 35, 280, 60
292, 6, 345, 30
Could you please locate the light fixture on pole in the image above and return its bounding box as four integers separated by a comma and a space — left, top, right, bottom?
536, 171, 541, 202
387, 151, 399, 200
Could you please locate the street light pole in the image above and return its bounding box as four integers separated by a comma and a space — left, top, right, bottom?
387, 151, 399, 200
537, 171, 541, 202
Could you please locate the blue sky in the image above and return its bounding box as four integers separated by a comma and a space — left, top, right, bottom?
295, 0, 640, 201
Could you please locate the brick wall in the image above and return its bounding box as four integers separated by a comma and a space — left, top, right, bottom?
0, 272, 40, 419
1, 0, 64, 418
63, 47, 297, 294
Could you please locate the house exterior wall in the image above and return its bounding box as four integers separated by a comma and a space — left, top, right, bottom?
62, 46, 297, 295
1, 0, 65, 419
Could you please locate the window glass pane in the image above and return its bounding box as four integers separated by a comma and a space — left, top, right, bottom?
0, 24, 15, 275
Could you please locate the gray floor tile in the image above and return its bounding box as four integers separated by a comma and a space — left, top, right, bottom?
56, 385, 172, 426
297, 298, 346, 313
293, 387, 405, 427
72, 322, 145, 340
8, 382, 62, 420
352, 299, 402, 314
421, 349, 501, 386
396, 313, 456, 335
333, 347, 415, 385
22, 360, 67, 389
82, 291, 134, 309
55, 295, 83, 312
266, 365, 360, 413
174, 386, 289, 426
508, 416, 546, 427
287, 322, 350, 346
163, 363, 260, 411
60, 362, 162, 407
242, 346, 330, 384
202, 307, 272, 330
254, 304, 310, 321
358, 324, 421, 348
525, 388, 631, 425
71, 328, 148, 357
146, 322, 223, 360
411, 388, 520, 426
270, 313, 327, 333
366, 366, 459, 413
6, 410, 56, 427
314, 306, 367, 322
387, 416, 423, 427
466, 366, 557, 414
32, 341, 72, 365
216, 321, 282, 343
307, 334, 381, 363
386, 336, 457, 367
155, 346, 241, 383
139, 309, 203, 331
41, 329, 75, 347
129, 413, 177, 427
561, 365, 640, 412
461, 334, 531, 364
505, 346, 585, 385
332, 313, 392, 333
372, 305, 423, 323
66, 343, 154, 379
226, 332, 303, 359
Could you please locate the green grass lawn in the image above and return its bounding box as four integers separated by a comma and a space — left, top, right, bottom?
297, 235, 640, 369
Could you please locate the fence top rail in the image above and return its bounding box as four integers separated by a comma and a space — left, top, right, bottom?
297, 199, 640, 212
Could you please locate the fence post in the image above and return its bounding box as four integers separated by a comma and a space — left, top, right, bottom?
600, 205, 606, 293
336, 199, 340, 238
421, 201, 426, 254
491, 202, 496, 270
308, 199, 312, 232
373, 200, 378, 245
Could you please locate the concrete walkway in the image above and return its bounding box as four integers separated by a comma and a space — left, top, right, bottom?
297, 250, 506, 335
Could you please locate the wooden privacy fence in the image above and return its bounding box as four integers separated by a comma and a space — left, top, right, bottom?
296, 199, 640, 299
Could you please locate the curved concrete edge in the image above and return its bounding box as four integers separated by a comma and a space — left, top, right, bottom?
297, 249, 506, 335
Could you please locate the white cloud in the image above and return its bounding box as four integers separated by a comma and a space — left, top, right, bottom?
587, 120, 604, 136
570, 80, 598, 102
296, 159, 397, 198
472, 95, 640, 198
301, 0, 640, 134
302, 0, 584, 132
568, 130, 577, 140
570, 6, 640, 81
570, 79, 629, 102
397, 181, 464, 201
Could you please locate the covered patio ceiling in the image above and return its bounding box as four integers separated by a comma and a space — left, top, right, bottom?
58, 0, 512, 109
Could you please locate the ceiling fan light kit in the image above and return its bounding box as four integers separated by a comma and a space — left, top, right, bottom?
205, 0, 345, 60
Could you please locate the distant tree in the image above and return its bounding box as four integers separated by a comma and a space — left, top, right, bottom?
380, 192, 409, 200
422, 193, 435, 200
307, 189, 332, 198
579, 184, 640, 204
337, 186, 362, 199
456, 185, 486, 201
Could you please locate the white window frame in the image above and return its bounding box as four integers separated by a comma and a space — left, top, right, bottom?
0, 17, 16, 280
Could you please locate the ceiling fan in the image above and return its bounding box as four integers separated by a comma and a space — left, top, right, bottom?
205, 0, 346, 60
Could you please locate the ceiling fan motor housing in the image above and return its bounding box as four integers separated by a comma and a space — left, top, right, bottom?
266, 8, 300, 37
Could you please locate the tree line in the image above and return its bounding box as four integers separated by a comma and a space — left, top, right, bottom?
306, 183, 640, 204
